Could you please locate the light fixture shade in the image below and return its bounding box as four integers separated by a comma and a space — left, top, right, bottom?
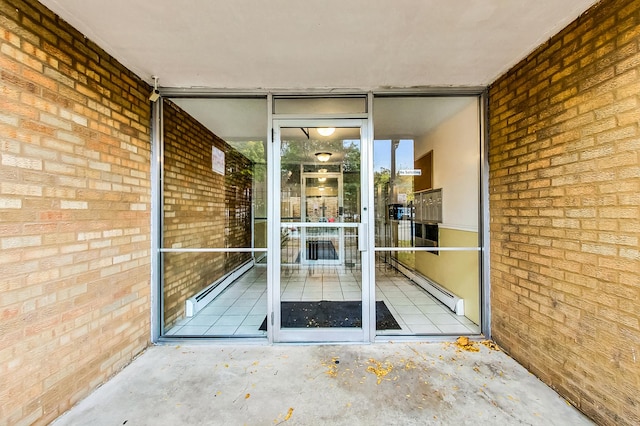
317, 127, 335, 136
315, 152, 332, 162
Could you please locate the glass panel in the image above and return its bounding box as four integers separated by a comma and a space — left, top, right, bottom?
274, 96, 367, 115
161, 97, 268, 337
375, 250, 480, 335
305, 177, 339, 223
163, 252, 267, 337
373, 139, 416, 249
280, 227, 362, 329
373, 95, 481, 335
279, 126, 363, 331
164, 98, 267, 251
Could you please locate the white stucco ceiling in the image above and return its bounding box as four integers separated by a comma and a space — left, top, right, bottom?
38, 0, 599, 90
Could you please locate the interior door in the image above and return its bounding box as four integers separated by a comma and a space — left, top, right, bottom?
272, 120, 370, 342
300, 173, 343, 265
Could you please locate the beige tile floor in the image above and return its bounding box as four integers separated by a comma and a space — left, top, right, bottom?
165, 264, 480, 337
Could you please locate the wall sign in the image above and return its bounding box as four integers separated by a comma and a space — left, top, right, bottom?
212, 146, 225, 175
398, 169, 422, 176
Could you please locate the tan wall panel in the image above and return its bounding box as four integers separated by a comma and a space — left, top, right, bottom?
415, 228, 480, 324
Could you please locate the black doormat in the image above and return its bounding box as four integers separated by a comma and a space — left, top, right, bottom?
259, 300, 401, 330
295, 240, 338, 262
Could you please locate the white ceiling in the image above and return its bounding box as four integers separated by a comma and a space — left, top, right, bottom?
38, 0, 599, 90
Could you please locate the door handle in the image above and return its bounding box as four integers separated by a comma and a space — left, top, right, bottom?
358, 223, 367, 252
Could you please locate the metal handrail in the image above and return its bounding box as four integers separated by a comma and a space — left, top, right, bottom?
280, 222, 359, 228
159, 247, 267, 253
374, 246, 481, 252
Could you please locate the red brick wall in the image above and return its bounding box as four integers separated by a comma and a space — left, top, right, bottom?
162, 99, 252, 329
0, 0, 152, 424
488, 0, 640, 424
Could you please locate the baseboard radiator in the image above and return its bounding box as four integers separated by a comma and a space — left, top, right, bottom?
389, 258, 464, 315
185, 259, 254, 317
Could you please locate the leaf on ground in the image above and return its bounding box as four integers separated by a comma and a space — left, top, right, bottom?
322, 357, 340, 377
404, 360, 417, 370
481, 340, 500, 351
245, 393, 250, 399
366, 359, 393, 384
455, 336, 479, 352
284, 407, 294, 421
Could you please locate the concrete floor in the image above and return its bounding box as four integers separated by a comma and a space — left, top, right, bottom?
53, 342, 593, 426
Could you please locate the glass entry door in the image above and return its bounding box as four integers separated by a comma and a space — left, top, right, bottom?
272, 120, 371, 342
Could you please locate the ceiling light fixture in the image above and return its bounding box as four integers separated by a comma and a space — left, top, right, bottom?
318, 177, 327, 183
315, 152, 332, 162
317, 127, 335, 137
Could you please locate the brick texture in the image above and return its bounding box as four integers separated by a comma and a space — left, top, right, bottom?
162, 99, 252, 329
488, 0, 640, 424
0, 0, 152, 424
